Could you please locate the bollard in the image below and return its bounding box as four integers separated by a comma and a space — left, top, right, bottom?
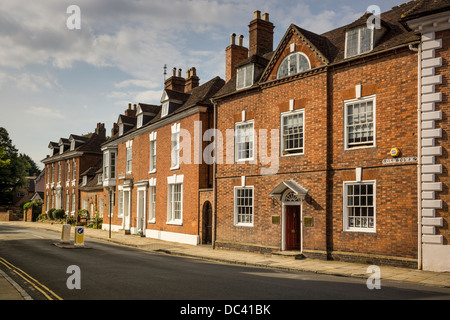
74, 226, 85, 247
61, 224, 71, 244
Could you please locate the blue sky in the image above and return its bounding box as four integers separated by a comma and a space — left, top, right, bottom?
0, 0, 407, 170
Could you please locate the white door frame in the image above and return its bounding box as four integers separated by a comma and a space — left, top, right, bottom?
123, 187, 131, 231
136, 186, 147, 235
281, 191, 303, 252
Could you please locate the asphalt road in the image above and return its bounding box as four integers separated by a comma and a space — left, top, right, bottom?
1, 224, 450, 305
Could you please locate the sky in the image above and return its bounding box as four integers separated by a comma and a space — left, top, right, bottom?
0, 0, 408, 170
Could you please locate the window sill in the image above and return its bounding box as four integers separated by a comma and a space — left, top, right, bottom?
166, 220, 182, 226
344, 144, 375, 151
148, 169, 156, 174
281, 151, 304, 157
234, 223, 254, 228
170, 166, 180, 171
344, 228, 376, 233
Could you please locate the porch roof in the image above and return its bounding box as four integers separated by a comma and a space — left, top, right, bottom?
269, 180, 308, 200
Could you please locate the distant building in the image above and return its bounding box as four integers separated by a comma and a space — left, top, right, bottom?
41, 123, 106, 220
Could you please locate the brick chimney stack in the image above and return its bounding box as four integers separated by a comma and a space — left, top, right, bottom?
248, 10, 274, 57
164, 67, 186, 92
95, 122, 106, 138
124, 103, 137, 117
185, 67, 200, 93
225, 33, 249, 82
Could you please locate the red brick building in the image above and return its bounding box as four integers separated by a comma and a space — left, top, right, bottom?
41, 123, 106, 220
101, 69, 224, 245
211, 2, 450, 270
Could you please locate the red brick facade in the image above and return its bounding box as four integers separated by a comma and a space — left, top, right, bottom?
42, 124, 106, 221
39, 1, 449, 271
211, 4, 447, 268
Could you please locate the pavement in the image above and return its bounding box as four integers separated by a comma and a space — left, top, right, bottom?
1, 221, 450, 300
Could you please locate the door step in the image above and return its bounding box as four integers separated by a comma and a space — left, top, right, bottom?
272, 251, 305, 260
119, 229, 131, 235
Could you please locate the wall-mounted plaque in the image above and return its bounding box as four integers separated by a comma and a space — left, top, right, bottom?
272, 215, 280, 225
304, 216, 313, 227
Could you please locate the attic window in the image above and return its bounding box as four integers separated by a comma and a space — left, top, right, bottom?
137, 115, 143, 128
345, 26, 374, 58
236, 64, 254, 90
161, 101, 169, 117
277, 52, 311, 79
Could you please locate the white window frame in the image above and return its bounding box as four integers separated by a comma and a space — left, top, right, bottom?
167, 174, 183, 225
235, 120, 255, 162
137, 115, 143, 128
343, 180, 376, 233
126, 140, 133, 173
344, 26, 375, 59
344, 95, 376, 150
72, 160, 76, 181
161, 101, 169, 117
103, 152, 109, 180
280, 108, 305, 156
234, 186, 254, 227
148, 178, 157, 223
103, 150, 117, 182
65, 192, 70, 213
236, 64, 254, 90
149, 132, 157, 173
171, 123, 181, 170
99, 198, 104, 218
276, 52, 311, 79
66, 161, 70, 183
118, 187, 124, 218
71, 193, 76, 215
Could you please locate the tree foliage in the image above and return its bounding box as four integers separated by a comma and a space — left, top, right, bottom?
0, 127, 32, 204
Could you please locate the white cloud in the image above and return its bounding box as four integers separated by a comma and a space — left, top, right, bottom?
25, 106, 65, 119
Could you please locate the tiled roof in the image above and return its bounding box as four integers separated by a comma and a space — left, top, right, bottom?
214, 1, 423, 99
401, 0, 450, 21
104, 76, 224, 144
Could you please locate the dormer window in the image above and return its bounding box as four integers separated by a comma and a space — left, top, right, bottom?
161, 101, 169, 117
345, 26, 374, 58
236, 64, 254, 90
277, 52, 310, 79
137, 115, 143, 128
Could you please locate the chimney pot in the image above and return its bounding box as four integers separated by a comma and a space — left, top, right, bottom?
172, 67, 176, 76
178, 69, 182, 77
254, 10, 261, 20
191, 67, 196, 76
231, 33, 236, 45
263, 12, 269, 21
128, 103, 132, 110
239, 35, 244, 46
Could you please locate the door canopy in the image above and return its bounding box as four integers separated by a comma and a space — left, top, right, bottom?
269, 180, 308, 201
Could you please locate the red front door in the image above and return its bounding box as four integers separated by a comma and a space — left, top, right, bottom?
285, 205, 300, 251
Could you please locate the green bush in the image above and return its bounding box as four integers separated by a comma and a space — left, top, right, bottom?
37, 213, 48, 220
53, 209, 65, 220
47, 208, 56, 220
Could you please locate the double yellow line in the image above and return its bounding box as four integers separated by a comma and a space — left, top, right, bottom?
0, 257, 63, 300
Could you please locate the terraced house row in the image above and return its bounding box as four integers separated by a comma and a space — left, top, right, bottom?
42, 0, 450, 272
